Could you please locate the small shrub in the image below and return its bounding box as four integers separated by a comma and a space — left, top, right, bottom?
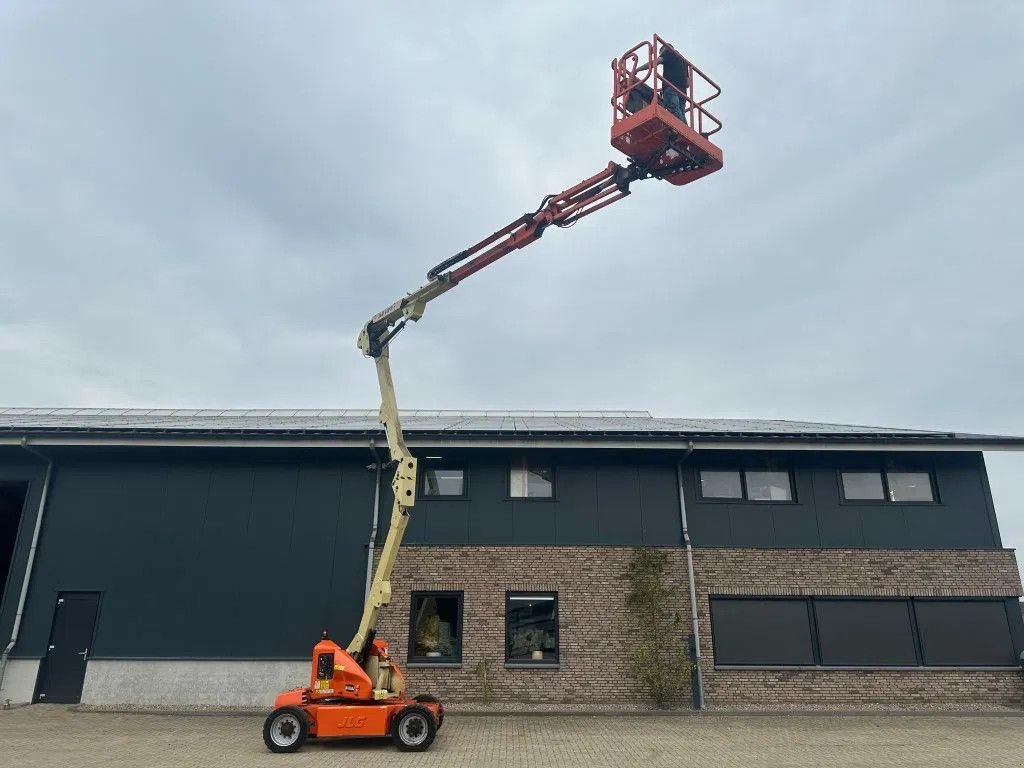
471, 659, 494, 704
626, 548, 691, 708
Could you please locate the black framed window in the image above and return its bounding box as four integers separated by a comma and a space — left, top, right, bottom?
710, 598, 815, 665
421, 468, 466, 498
506, 592, 559, 664
840, 470, 936, 503
408, 591, 463, 664
840, 471, 885, 500
509, 459, 554, 499
710, 596, 1017, 668
814, 599, 918, 666
887, 472, 934, 502
745, 471, 793, 501
698, 469, 794, 502
700, 470, 742, 499
914, 600, 1016, 666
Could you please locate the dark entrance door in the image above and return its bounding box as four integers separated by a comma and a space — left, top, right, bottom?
35, 592, 100, 703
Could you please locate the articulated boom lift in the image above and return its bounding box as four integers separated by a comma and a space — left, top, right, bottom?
263, 35, 722, 753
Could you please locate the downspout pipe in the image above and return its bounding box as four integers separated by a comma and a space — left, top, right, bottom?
676, 441, 704, 710
364, 440, 383, 602
0, 439, 54, 697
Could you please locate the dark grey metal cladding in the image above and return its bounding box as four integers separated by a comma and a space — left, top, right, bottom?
0, 444, 1008, 663
685, 450, 999, 549
9, 450, 372, 659
382, 451, 683, 547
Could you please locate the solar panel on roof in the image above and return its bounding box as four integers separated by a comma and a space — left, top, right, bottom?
0, 407, 1014, 443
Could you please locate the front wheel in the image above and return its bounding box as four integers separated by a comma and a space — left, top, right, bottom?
263, 706, 309, 753
391, 704, 437, 752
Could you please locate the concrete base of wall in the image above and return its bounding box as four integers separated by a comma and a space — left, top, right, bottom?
0, 659, 40, 705
81, 660, 309, 710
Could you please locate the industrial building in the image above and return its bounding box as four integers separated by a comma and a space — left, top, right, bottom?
0, 408, 1022, 709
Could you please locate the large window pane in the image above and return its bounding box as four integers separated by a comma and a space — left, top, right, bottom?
914, 600, 1015, 666
745, 471, 793, 501
710, 598, 815, 665
409, 592, 462, 663
700, 470, 742, 499
506, 593, 558, 663
510, 462, 553, 498
422, 468, 465, 497
815, 599, 917, 665
841, 472, 885, 500
887, 472, 934, 502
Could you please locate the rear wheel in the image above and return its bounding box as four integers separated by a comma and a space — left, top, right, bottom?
391, 704, 437, 751
414, 694, 443, 729
263, 706, 309, 753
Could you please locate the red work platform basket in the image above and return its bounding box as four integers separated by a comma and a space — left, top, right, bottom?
611, 35, 723, 186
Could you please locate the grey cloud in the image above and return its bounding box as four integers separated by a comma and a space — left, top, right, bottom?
1, 1, 1022, 570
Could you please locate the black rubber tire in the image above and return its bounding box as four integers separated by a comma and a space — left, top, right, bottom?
391, 704, 437, 752
263, 706, 309, 753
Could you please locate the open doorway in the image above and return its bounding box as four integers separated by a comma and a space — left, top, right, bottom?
0, 483, 28, 604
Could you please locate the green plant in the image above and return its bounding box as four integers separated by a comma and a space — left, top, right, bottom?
625, 548, 692, 708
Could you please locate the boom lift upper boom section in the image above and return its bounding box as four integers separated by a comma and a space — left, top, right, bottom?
349, 34, 722, 672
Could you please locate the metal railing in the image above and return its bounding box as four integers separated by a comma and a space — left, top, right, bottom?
611, 34, 722, 139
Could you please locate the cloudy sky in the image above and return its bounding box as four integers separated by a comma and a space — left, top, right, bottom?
1, 2, 1022, 568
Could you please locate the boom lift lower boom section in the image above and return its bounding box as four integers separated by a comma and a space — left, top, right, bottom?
263, 35, 722, 754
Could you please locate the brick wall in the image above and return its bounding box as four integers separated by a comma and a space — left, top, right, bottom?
375, 546, 688, 707
692, 549, 1023, 598
375, 547, 1023, 709
703, 668, 1022, 708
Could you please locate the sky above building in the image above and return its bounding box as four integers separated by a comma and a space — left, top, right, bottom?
1, 2, 1022, 570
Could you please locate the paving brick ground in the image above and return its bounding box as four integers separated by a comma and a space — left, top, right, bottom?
2, 705, 1023, 767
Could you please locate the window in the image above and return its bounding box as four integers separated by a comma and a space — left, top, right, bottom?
840, 470, 935, 503
887, 472, 933, 502
815, 599, 917, 666
421, 468, 465, 498
744, 471, 793, 501
710, 596, 1018, 668
914, 600, 1016, 666
698, 469, 794, 502
841, 472, 885, 500
700, 470, 742, 499
408, 592, 463, 663
506, 593, 559, 664
509, 459, 554, 498
710, 598, 815, 665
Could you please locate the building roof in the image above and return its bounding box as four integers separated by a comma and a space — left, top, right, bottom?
0, 408, 1022, 450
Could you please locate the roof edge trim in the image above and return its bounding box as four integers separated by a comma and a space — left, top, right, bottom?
4, 435, 1023, 452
